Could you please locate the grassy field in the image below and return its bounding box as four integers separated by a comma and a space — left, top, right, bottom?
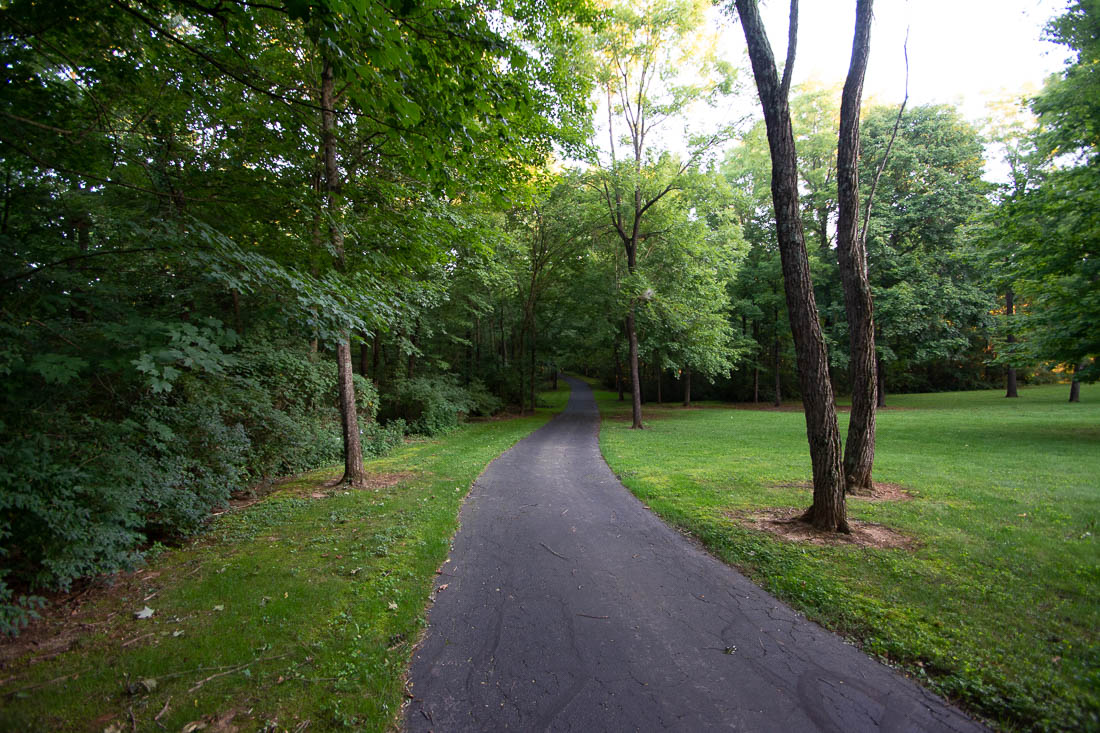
0, 385, 569, 732
597, 384, 1098, 732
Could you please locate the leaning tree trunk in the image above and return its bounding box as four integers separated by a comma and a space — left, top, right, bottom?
836, 0, 877, 493
683, 365, 692, 407
321, 56, 365, 487
1005, 288, 1018, 398
735, 0, 848, 532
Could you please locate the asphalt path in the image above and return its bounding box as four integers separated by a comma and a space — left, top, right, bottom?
405, 376, 985, 732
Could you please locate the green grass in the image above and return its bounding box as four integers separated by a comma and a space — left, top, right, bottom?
597, 384, 1099, 732
0, 384, 569, 732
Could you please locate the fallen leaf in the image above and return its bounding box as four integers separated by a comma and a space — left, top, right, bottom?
134, 606, 155, 619
387, 601, 398, 611
213, 605, 224, 612
438, 584, 449, 592
172, 630, 184, 637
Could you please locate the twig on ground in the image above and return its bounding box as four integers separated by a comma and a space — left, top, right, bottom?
121, 632, 156, 648
2, 673, 77, 698
154, 695, 172, 727
539, 542, 570, 561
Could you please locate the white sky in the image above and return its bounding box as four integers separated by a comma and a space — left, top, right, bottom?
590, 1, 1074, 181
742, 0, 1072, 119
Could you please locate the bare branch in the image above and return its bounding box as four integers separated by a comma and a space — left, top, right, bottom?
859, 28, 909, 247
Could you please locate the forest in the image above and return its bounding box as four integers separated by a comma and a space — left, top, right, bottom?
1, 0, 1097, 635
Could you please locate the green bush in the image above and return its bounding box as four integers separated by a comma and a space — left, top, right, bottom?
0, 332, 401, 634
382, 375, 497, 436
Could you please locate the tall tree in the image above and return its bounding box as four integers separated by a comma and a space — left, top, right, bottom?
730, 0, 847, 531
1003, 0, 1100, 393
590, 0, 734, 428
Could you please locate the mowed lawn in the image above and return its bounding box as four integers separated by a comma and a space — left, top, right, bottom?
597, 384, 1098, 732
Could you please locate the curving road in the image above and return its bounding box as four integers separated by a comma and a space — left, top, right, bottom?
405, 377, 985, 732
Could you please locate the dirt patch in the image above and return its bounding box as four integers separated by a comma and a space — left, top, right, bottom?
0, 564, 167, 670
730, 507, 917, 549
770, 480, 913, 502
320, 471, 416, 492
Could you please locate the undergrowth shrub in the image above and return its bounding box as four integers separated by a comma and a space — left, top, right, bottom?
0, 331, 398, 634
382, 375, 500, 436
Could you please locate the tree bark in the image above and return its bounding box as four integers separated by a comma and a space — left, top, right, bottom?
615, 344, 625, 401
772, 329, 782, 408
321, 56, 364, 487
683, 365, 692, 407
735, 0, 847, 532
627, 306, 643, 428
359, 334, 370, 378
1005, 288, 1018, 398
753, 320, 761, 403
1069, 360, 1085, 402
372, 333, 381, 384
529, 316, 537, 413
836, 0, 877, 493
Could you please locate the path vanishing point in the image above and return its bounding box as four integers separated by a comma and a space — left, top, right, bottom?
405, 376, 986, 732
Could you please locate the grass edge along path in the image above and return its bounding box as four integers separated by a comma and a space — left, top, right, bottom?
0, 384, 569, 732
594, 383, 1098, 733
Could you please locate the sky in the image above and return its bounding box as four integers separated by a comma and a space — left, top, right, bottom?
589, 1, 1074, 181
740, 0, 1073, 120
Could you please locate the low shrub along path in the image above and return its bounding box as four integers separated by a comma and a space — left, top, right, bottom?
405, 377, 983, 731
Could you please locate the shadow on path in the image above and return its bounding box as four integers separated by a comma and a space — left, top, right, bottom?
405, 376, 984, 732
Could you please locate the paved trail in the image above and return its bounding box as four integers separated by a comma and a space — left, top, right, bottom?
405, 377, 984, 732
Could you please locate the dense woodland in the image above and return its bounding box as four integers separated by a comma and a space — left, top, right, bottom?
0, 0, 1096, 631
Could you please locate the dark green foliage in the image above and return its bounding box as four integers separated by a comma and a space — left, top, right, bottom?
0, 334, 400, 631
382, 376, 502, 436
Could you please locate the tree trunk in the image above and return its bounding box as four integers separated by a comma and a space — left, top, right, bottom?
529, 316, 537, 413
372, 333, 381, 385
1069, 360, 1085, 402
518, 328, 526, 414
615, 346, 625, 401
359, 334, 370, 378
321, 56, 364, 487
735, 0, 847, 532
475, 315, 482, 371
753, 320, 761, 403
1005, 288, 1018, 398
836, 0, 877, 493
231, 290, 242, 334
773, 325, 782, 407
627, 306, 643, 428
683, 365, 692, 407
656, 363, 662, 404
336, 341, 365, 484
